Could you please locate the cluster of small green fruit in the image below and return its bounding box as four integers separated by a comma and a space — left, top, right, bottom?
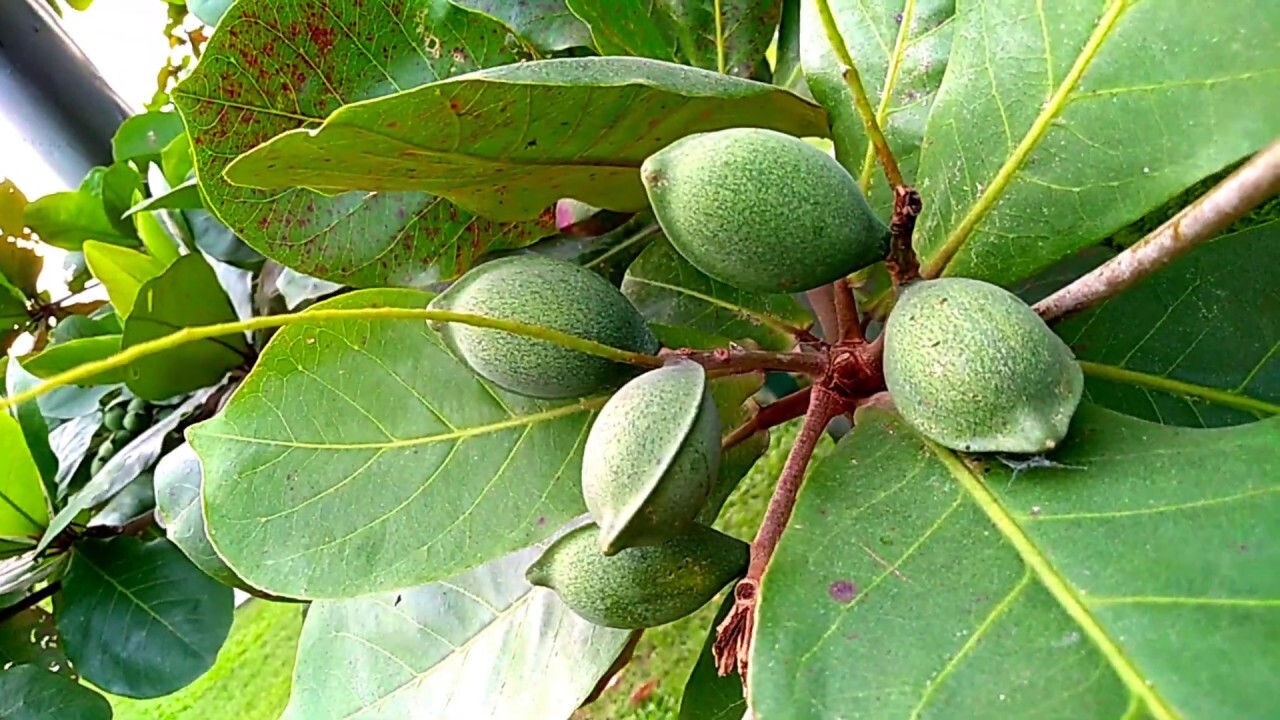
90, 398, 153, 475
426, 126, 1084, 629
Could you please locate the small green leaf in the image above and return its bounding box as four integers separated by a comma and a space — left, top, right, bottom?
222, 57, 828, 222
21, 336, 126, 386
134, 206, 183, 266
51, 309, 121, 344
173, 0, 538, 286
451, 0, 594, 52
24, 191, 138, 250
0, 665, 111, 720
282, 539, 632, 719
622, 237, 812, 351
1057, 220, 1280, 427
0, 608, 70, 677
679, 595, 745, 720
190, 289, 602, 599
568, 0, 782, 75
160, 133, 194, 187
82, 240, 168, 317
753, 406, 1280, 719
154, 442, 246, 588
112, 111, 186, 166
913, 0, 1280, 283
57, 536, 234, 698
0, 414, 50, 540
96, 162, 144, 240
800, 0, 956, 210
122, 254, 249, 401
6, 357, 59, 497
123, 179, 203, 217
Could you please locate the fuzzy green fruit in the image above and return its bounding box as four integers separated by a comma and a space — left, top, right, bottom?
123, 411, 148, 434
103, 407, 126, 431
883, 278, 1084, 454
641, 127, 889, 293
127, 398, 149, 415
526, 523, 748, 629
428, 255, 660, 399
582, 360, 720, 555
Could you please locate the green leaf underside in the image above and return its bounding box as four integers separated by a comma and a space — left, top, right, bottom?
56, 537, 235, 699
172, 0, 553, 287
1058, 220, 1280, 427
122, 254, 250, 401
622, 237, 812, 352
911, 0, 1280, 284
0, 665, 111, 720
283, 540, 631, 719
222, 57, 828, 223
189, 289, 603, 599
754, 405, 1280, 720
801, 0, 956, 211
82, 241, 168, 318
0, 414, 49, 539
451, 0, 594, 53
567, 0, 782, 76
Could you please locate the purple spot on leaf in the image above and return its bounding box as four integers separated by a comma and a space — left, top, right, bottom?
829, 580, 858, 603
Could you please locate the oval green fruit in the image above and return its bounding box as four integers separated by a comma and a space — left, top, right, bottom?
103, 407, 126, 432
526, 523, 748, 629
582, 360, 721, 555
883, 278, 1084, 454
641, 127, 889, 294
123, 411, 148, 434
428, 255, 660, 399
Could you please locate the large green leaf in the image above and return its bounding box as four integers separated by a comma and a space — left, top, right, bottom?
224, 57, 828, 223
1057, 221, 1280, 428
912, 0, 1280, 284
800, 0, 955, 210
82, 241, 168, 318
154, 442, 246, 589
567, 0, 782, 75
451, 0, 593, 52
122, 254, 249, 401
753, 405, 1280, 719
622, 237, 812, 352
0, 414, 49, 541
0, 665, 111, 720
283, 536, 632, 719
172, 0, 542, 286
189, 289, 602, 599
56, 536, 235, 698
0, 608, 69, 677
20, 336, 126, 386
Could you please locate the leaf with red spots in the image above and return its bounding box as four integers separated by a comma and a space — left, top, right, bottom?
173, 0, 546, 286
223, 57, 828, 222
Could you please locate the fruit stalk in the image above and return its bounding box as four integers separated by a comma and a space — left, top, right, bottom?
1034, 139, 1280, 322
666, 346, 826, 377
721, 386, 814, 450
713, 385, 841, 679
832, 278, 862, 341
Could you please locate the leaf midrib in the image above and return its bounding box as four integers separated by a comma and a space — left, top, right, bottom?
75, 547, 207, 657
927, 440, 1178, 720
1079, 361, 1280, 417
925, 0, 1130, 277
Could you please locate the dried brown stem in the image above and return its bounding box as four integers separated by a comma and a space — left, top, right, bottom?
886, 186, 923, 286
666, 347, 826, 377
721, 386, 814, 450
714, 386, 842, 679
1035, 140, 1280, 322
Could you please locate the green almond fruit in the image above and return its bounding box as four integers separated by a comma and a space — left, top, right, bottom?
582, 360, 721, 555
641, 127, 889, 294
883, 278, 1085, 454
428, 255, 660, 399
122, 411, 148, 434
127, 398, 149, 415
526, 523, 748, 629
103, 406, 126, 431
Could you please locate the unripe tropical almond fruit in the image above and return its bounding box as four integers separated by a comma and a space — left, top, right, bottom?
883, 277, 1084, 454
582, 359, 721, 555
641, 127, 889, 293
428, 255, 660, 399
526, 523, 748, 629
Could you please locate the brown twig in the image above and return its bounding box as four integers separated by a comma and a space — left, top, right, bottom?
0, 581, 61, 624
714, 386, 843, 678
1034, 140, 1280, 322
665, 347, 826, 377
721, 386, 813, 450
886, 186, 923, 285
832, 278, 862, 342
804, 285, 841, 341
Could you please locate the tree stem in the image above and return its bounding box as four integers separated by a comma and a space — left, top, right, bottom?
721, 386, 813, 450
0, 581, 61, 624
1034, 140, 1280, 322
805, 285, 841, 340
833, 278, 862, 342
